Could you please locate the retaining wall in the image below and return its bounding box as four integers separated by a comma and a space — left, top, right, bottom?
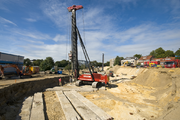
0, 75, 70, 110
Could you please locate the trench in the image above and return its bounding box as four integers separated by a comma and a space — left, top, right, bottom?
0, 75, 70, 120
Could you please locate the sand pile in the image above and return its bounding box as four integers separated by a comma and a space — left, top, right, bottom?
80, 67, 180, 119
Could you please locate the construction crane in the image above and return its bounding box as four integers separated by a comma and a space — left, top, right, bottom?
67, 5, 109, 88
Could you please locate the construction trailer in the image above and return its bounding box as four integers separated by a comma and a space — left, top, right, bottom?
0, 52, 24, 76
67, 5, 109, 88
30, 66, 40, 74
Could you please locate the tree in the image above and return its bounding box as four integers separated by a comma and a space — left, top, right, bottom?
55, 60, 69, 67
40, 60, 48, 71
40, 57, 54, 71
165, 50, 175, 57
64, 64, 71, 70
33, 59, 43, 66
114, 56, 120, 66
150, 50, 156, 57
150, 47, 166, 58
97, 62, 102, 67
104, 61, 110, 66
61, 60, 69, 67
175, 48, 180, 59
133, 54, 142, 59
46, 57, 54, 69
91, 61, 98, 67
24, 58, 32, 66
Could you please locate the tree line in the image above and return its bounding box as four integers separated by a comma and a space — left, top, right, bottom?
24, 57, 110, 71
113, 47, 180, 66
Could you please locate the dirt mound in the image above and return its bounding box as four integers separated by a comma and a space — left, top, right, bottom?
132, 68, 172, 88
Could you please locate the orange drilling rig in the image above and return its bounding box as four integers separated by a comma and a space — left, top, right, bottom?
67, 5, 109, 88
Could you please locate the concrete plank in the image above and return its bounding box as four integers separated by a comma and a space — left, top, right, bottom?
56, 91, 81, 120
17, 96, 34, 120
71, 91, 113, 120
30, 92, 45, 120
64, 91, 101, 120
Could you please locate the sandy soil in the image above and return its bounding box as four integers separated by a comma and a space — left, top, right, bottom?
80, 67, 180, 120
43, 91, 66, 120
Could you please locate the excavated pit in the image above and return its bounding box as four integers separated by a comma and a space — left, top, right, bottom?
0, 75, 69, 120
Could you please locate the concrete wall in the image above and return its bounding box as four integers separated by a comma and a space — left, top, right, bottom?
0, 76, 69, 110
110, 58, 115, 67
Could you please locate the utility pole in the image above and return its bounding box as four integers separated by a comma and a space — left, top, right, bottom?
67, 5, 83, 80
102, 53, 104, 71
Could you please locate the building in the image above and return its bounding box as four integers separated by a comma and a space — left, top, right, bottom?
121, 57, 138, 66
138, 55, 153, 65
152, 57, 175, 65
110, 58, 115, 67
0, 52, 24, 75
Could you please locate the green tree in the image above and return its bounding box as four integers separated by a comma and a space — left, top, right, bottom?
133, 54, 142, 59
150, 50, 156, 57
79, 64, 86, 70
150, 47, 166, 58
55, 60, 69, 67
64, 64, 71, 70
91, 61, 98, 67
97, 62, 102, 67
24, 58, 32, 66
104, 61, 110, 66
114, 56, 120, 66
175, 48, 180, 59
40, 60, 48, 71
165, 50, 175, 57
33, 59, 43, 66
40, 57, 54, 71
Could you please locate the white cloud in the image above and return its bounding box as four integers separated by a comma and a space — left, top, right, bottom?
0, 17, 17, 26
25, 18, 37, 22
13, 29, 52, 40
40, 0, 69, 28
53, 34, 66, 42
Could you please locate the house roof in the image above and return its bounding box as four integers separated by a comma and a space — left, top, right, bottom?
152, 57, 175, 62
124, 57, 136, 60
139, 55, 153, 60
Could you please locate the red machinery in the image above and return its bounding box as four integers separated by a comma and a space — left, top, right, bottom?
164, 59, 180, 68
144, 61, 160, 67
68, 5, 109, 88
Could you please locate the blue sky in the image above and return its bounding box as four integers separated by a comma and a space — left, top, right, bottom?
0, 0, 180, 62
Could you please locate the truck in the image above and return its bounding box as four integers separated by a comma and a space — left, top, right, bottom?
164, 59, 180, 68
0, 52, 24, 76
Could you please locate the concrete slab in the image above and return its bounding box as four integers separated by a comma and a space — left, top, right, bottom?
71, 91, 113, 120
64, 91, 101, 120
30, 92, 45, 120
56, 91, 81, 120
16, 96, 34, 120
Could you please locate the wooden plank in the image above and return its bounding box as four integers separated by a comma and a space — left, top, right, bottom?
56, 91, 81, 120
17, 96, 33, 120
71, 91, 113, 120
30, 92, 45, 120
64, 91, 101, 120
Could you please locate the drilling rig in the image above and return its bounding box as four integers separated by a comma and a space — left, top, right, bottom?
67, 5, 109, 88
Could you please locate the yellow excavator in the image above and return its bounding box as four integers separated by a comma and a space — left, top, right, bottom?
122, 61, 129, 67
